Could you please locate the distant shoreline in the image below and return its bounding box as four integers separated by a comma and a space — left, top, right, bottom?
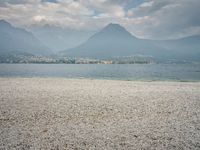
0, 77, 199, 82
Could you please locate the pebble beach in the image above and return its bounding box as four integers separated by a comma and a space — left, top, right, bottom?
0, 78, 200, 149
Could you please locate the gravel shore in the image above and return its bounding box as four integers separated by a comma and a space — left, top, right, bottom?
0, 78, 200, 149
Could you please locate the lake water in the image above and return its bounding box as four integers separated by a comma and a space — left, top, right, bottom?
0, 64, 200, 81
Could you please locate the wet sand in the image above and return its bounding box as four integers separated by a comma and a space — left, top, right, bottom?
0, 78, 200, 149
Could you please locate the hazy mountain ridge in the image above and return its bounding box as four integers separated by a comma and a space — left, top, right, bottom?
62, 23, 200, 62
0, 20, 51, 56
30, 24, 94, 52
151, 35, 200, 61
61, 24, 160, 58
0, 20, 200, 63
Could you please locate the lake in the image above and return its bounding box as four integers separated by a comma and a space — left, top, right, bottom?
0, 64, 200, 81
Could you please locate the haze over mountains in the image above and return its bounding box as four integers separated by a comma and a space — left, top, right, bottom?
62, 23, 200, 61
30, 25, 94, 52
0, 20, 200, 62
62, 23, 160, 58
0, 20, 51, 56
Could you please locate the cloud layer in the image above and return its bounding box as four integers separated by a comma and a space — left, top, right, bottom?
0, 0, 200, 39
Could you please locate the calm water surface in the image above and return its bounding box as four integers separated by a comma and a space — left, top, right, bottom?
0, 64, 200, 81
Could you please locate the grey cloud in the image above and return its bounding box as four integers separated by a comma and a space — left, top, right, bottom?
126, 0, 200, 39
0, 0, 199, 39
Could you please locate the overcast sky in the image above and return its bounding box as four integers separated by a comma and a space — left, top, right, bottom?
0, 0, 200, 39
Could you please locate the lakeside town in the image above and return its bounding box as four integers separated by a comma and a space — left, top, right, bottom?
0, 54, 155, 64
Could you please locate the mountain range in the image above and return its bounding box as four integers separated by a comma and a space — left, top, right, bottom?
0, 20, 200, 62
62, 23, 200, 61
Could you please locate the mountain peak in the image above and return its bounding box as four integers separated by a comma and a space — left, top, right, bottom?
0, 19, 51, 55
91, 23, 135, 40
105, 23, 123, 28
103, 23, 128, 32
0, 20, 12, 27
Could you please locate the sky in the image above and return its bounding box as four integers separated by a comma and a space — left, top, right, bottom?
0, 0, 200, 39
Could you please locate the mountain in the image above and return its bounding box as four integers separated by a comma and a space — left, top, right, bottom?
61, 23, 200, 62
1, 21, 199, 62
61, 23, 161, 58
30, 24, 94, 52
0, 20, 51, 55
153, 35, 200, 61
